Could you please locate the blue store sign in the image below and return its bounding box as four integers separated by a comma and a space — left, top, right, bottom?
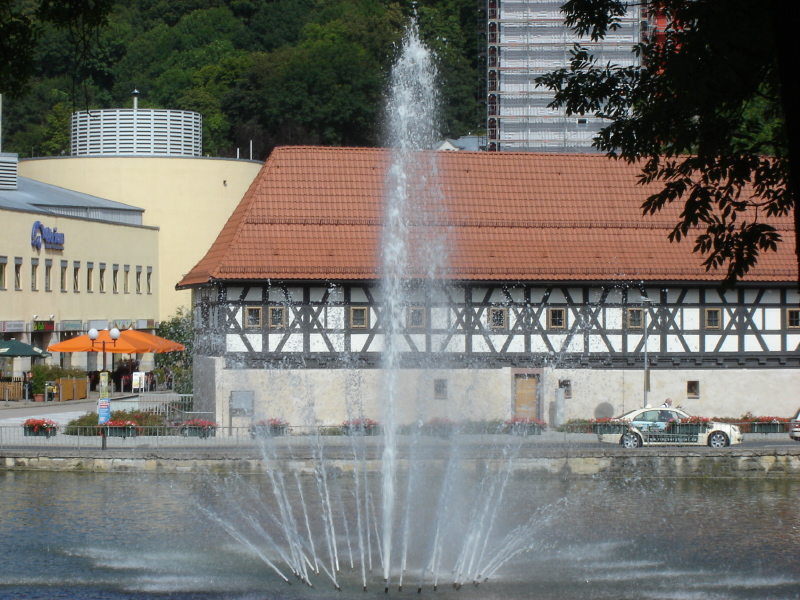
31, 221, 65, 251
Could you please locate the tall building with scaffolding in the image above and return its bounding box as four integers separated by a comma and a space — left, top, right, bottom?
485, 0, 643, 152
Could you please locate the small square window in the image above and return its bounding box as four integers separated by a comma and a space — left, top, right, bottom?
559, 379, 572, 399
705, 308, 721, 329
434, 379, 448, 399
788, 309, 800, 329
687, 381, 700, 398
351, 307, 369, 329
488, 307, 507, 329
627, 308, 643, 329
245, 307, 262, 328
548, 308, 566, 329
268, 306, 286, 328
407, 307, 425, 329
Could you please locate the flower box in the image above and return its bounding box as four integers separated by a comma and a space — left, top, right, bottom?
504, 418, 547, 436
592, 423, 626, 434
179, 419, 218, 438
421, 419, 457, 438
22, 419, 58, 437
182, 426, 216, 438
341, 419, 379, 436
102, 426, 137, 438
668, 423, 705, 435
23, 426, 57, 438
251, 424, 287, 437
751, 422, 785, 434
509, 423, 544, 436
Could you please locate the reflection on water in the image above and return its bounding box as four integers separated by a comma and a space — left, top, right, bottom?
0, 471, 799, 600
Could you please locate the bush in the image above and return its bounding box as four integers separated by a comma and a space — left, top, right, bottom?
64, 409, 169, 436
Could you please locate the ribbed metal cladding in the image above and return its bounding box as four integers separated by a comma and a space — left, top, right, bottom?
70, 109, 202, 156
0, 153, 18, 189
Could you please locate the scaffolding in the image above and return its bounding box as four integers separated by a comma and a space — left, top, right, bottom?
484, 0, 643, 152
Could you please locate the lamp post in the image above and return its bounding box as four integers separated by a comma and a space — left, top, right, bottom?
89, 327, 119, 450
88, 327, 120, 372
641, 297, 651, 408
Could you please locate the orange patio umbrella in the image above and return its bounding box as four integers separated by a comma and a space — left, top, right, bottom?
119, 329, 185, 353
48, 329, 184, 354
48, 329, 149, 354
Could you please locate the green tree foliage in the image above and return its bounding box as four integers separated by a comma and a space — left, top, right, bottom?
3, 0, 483, 159
155, 307, 194, 394
536, 0, 798, 284
0, 0, 114, 98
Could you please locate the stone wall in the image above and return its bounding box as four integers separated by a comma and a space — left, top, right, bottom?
3, 448, 799, 478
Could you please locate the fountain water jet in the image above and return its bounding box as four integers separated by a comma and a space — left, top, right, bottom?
380, 19, 441, 589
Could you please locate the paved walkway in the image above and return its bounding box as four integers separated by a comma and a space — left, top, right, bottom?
0, 397, 97, 426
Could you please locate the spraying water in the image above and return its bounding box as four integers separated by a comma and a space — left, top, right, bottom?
380, 20, 440, 588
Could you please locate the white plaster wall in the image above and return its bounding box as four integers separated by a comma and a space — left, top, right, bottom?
539, 368, 800, 422
205, 365, 516, 427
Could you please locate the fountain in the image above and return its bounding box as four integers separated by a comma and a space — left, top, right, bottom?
193, 23, 545, 593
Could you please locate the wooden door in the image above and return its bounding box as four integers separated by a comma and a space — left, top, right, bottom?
515, 375, 538, 418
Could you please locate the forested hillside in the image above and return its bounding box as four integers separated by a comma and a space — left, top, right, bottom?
3, 0, 483, 161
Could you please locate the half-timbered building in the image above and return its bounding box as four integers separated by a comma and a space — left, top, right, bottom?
178, 146, 799, 428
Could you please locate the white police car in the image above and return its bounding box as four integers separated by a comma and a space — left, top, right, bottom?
790, 408, 800, 442
597, 407, 743, 448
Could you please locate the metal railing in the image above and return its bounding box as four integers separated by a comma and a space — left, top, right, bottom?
1, 422, 795, 451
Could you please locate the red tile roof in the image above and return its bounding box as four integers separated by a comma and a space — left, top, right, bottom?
178, 146, 797, 287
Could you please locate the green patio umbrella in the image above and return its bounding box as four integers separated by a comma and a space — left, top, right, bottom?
0, 339, 51, 358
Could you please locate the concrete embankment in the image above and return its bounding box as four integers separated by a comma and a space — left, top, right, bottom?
3, 446, 800, 478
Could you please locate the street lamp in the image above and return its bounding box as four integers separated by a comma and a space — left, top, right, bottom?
641, 297, 651, 407
89, 327, 119, 450
88, 327, 120, 372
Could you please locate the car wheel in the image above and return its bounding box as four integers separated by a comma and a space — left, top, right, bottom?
708, 431, 729, 448
621, 432, 642, 448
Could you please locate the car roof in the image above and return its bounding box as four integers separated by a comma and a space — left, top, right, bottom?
617, 407, 689, 419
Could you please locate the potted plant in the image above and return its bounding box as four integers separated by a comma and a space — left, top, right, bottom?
30, 364, 48, 402
22, 418, 59, 437
100, 419, 139, 438
341, 418, 379, 436
251, 418, 289, 437
504, 417, 547, 436
180, 418, 217, 438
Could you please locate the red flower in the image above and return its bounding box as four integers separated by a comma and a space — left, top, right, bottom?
23, 418, 58, 433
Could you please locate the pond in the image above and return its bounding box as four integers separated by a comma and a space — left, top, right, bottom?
0, 471, 798, 600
